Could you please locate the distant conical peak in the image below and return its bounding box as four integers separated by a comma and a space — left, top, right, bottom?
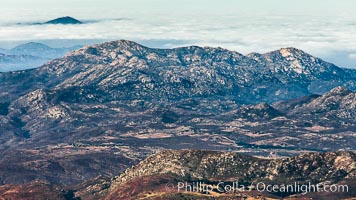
13, 42, 51, 49
45, 16, 82, 24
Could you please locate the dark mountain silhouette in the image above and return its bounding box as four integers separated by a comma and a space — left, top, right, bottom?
45, 16, 82, 25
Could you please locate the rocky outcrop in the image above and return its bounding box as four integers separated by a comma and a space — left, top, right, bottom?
104, 150, 356, 200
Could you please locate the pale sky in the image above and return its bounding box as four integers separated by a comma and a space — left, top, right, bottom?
1, 0, 356, 68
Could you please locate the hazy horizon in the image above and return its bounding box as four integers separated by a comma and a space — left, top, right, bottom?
1, 0, 356, 68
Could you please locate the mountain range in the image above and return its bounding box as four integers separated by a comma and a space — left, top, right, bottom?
0, 42, 82, 71
0, 40, 355, 198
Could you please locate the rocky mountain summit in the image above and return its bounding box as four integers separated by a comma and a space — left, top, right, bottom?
0, 40, 355, 189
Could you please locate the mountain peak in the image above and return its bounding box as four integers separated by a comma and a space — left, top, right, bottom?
87, 40, 146, 50
110, 40, 148, 50
115, 39, 142, 46
69, 40, 148, 58
255, 102, 272, 109
12, 42, 51, 51
325, 86, 352, 96
254, 46, 347, 76
238, 102, 283, 120
45, 16, 82, 25
279, 47, 305, 57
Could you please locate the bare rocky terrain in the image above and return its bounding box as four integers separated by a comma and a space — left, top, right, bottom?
1, 150, 354, 199
100, 150, 356, 200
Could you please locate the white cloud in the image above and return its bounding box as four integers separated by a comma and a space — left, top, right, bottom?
0, 1, 356, 68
